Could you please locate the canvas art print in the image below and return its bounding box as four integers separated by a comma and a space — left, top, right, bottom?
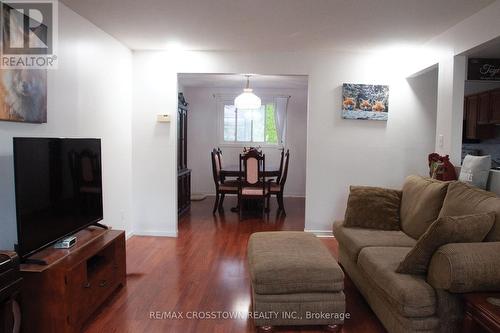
0, 69, 47, 123
342, 83, 389, 121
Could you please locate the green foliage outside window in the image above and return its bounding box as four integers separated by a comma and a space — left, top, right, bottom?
265, 104, 278, 144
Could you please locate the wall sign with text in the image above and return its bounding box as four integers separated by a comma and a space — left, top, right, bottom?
468, 58, 500, 81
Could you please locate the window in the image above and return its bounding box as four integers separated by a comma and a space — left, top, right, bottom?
223, 103, 278, 144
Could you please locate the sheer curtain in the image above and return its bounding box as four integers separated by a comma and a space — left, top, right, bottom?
274, 96, 290, 146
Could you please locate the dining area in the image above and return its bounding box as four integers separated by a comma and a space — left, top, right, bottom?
211, 147, 290, 219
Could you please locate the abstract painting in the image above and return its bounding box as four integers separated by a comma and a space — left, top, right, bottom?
342, 83, 389, 121
0, 69, 47, 123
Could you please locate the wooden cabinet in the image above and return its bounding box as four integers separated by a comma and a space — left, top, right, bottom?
465, 95, 479, 140
478, 92, 490, 124
178, 169, 191, 216
463, 88, 500, 140
178, 93, 191, 217
178, 106, 187, 171
0, 252, 21, 333
20, 228, 126, 333
490, 89, 500, 123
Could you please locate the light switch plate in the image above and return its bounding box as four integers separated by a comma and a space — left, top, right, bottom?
157, 114, 171, 123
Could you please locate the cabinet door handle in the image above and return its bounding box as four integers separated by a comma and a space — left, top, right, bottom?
99, 280, 107, 288
83, 282, 91, 289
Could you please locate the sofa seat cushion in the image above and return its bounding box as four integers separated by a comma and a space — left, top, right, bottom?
248, 232, 344, 295
439, 181, 500, 241
357, 247, 437, 318
400, 175, 449, 240
333, 220, 416, 262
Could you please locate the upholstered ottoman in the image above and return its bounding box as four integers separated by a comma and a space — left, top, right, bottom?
247, 232, 345, 331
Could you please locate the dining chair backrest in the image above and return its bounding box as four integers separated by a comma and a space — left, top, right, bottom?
211, 149, 221, 186
276, 148, 285, 183
240, 149, 265, 187
216, 147, 223, 170
279, 150, 290, 187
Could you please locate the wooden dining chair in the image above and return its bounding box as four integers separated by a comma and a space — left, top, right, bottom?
270, 149, 290, 214
216, 147, 223, 170
238, 149, 270, 219
276, 148, 285, 184
211, 149, 238, 214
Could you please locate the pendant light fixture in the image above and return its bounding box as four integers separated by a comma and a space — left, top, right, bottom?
234, 75, 261, 109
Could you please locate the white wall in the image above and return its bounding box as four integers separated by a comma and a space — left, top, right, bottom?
131, 52, 178, 237
0, 4, 133, 249
416, 1, 500, 164
182, 86, 307, 197
435, 56, 466, 165
131, 50, 438, 234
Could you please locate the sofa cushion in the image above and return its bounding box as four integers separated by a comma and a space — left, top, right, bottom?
400, 175, 449, 240
247, 232, 344, 295
357, 247, 437, 318
344, 186, 402, 230
439, 181, 500, 241
459, 154, 491, 190
396, 213, 495, 275
333, 220, 416, 262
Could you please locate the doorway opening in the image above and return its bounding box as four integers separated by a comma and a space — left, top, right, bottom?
176, 73, 309, 228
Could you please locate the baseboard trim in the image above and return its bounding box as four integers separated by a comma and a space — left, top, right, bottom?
196, 193, 306, 198
131, 230, 178, 237
304, 229, 334, 237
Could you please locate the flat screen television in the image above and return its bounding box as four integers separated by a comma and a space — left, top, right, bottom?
13, 138, 103, 260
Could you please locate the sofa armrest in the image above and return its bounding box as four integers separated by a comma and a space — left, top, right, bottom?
427, 242, 500, 293
332, 220, 344, 234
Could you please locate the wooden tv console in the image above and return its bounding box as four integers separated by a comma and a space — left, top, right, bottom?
20, 227, 126, 333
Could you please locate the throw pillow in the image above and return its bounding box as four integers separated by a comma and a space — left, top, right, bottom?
439, 181, 500, 242
344, 186, 402, 230
459, 155, 491, 190
400, 175, 450, 240
396, 212, 495, 275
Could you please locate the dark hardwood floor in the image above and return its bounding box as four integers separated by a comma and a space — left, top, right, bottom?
83, 197, 386, 333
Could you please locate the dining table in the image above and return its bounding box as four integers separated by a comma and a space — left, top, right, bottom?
219, 164, 281, 213
219, 164, 281, 181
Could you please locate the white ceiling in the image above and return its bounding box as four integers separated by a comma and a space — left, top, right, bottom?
61, 0, 494, 52
178, 74, 308, 89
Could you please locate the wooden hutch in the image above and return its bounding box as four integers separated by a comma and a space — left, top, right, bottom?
178, 93, 191, 217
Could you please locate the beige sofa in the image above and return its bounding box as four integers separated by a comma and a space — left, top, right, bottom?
333, 176, 500, 333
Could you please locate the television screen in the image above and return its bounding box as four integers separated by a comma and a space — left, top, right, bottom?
13, 138, 103, 259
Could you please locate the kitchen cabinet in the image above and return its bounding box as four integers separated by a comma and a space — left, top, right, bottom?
465, 95, 478, 140
463, 91, 496, 141
478, 92, 490, 124
490, 89, 500, 123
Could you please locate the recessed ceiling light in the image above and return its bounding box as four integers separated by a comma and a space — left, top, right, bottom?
164, 41, 185, 51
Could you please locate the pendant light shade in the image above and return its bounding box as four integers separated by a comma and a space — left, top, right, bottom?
234, 75, 261, 109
